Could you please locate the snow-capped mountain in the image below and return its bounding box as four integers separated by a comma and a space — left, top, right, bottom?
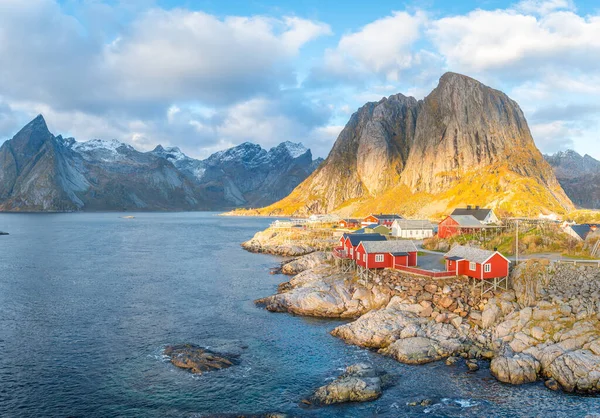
0, 115, 322, 211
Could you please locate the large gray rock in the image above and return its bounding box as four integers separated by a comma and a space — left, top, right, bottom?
281, 252, 332, 275
311, 364, 382, 405
255, 266, 391, 318
380, 336, 462, 365
490, 348, 540, 384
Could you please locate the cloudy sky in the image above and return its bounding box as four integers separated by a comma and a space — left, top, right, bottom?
0, 0, 599, 159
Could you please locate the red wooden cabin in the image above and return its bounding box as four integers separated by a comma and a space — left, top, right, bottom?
338, 218, 361, 229
438, 215, 484, 239
362, 214, 403, 227
444, 245, 510, 280
333, 233, 387, 259
354, 240, 418, 269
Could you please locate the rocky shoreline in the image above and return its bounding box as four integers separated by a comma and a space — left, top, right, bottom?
253, 245, 600, 395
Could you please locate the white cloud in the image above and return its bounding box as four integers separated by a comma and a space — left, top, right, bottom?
515, 0, 576, 15
320, 11, 427, 82
529, 121, 577, 153
428, 9, 600, 76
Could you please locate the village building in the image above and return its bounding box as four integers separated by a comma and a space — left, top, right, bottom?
361, 214, 404, 227
338, 218, 361, 229
354, 240, 419, 270
364, 224, 391, 235
444, 245, 510, 293
334, 233, 387, 259
451, 206, 500, 224
438, 215, 485, 239
564, 224, 600, 241
391, 219, 434, 239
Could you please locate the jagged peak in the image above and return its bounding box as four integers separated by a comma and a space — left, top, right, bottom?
17, 114, 49, 135
438, 71, 481, 86
270, 141, 309, 158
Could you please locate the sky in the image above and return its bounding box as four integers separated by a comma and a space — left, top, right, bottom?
0, 0, 599, 160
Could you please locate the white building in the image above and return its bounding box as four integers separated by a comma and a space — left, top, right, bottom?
391, 219, 435, 239
451, 206, 500, 224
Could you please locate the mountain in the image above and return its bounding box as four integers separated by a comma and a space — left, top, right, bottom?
152, 141, 322, 207
0, 116, 321, 211
545, 150, 600, 209
257, 72, 574, 218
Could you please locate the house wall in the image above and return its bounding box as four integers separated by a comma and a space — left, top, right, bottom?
483, 253, 510, 279
408, 251, 417, 267
393, 255, 409, 267
453, 254, 509, 279
438, 217, 460, 239
393, 228, 434, 239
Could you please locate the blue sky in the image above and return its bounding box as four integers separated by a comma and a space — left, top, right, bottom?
1, 0, 599, 159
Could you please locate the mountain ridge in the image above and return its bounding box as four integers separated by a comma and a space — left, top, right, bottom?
545, 150, 600, 209
0, 116, 321, 211
253, 72, 574, 218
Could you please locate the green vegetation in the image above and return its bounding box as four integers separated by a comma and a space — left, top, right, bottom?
424, 224, 597, 259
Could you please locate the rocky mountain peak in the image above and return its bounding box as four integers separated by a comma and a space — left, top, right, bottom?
7, 114, 53, 160
260, 72, 573, 217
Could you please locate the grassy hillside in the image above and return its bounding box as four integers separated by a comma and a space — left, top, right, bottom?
242, 163, 572, 219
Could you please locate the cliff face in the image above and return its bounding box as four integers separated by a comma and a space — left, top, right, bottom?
269, 94, 420, 214
260, 72, 574, 217
0, 116, 321, 211
545, 150, 600, 209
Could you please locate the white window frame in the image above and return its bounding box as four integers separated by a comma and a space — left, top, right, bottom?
375, 254, 384, 262
350, 247, 354, 256
469, 262, 476, 271
363, 254, 366, 262
484, 263, 491, 273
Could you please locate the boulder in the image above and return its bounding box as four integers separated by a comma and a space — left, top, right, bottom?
163, 344, 236, 374
311, 364, 382, 405
482, 302, 501, 329
380, 336, 461, 365
281, 252, 331, 275
490, 348, 540, 385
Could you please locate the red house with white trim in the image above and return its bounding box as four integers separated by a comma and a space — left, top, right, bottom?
355, 240, 418, 269
444, 245, 510, 280
334, 233, 387, 259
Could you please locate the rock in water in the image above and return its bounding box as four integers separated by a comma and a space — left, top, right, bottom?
163, 344, 236, 374
490, 348, 540, 385
311, 364, 383, 405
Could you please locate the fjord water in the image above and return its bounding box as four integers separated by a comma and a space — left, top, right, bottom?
0, 213, 598, 417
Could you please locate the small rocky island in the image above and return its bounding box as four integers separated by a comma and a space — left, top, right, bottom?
246, 230, 600, 394
164, 344, 237, 375
308, 364, 385, 405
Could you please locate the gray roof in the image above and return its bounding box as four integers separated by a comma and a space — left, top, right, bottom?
370, 214, 404, 220
449, 215, 484, 228
392, 219, 434, 230
444, 245, 505, 264
451, 207, 494, 221
569, 224, 600, 240
344, 233, 387, 246
360, 240, 418, 254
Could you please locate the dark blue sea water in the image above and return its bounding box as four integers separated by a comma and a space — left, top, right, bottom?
0, 212, 599, 417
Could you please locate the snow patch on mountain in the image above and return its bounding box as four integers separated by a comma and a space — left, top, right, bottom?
279, 141, 308, 158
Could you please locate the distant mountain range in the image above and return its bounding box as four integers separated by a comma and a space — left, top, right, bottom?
251, 72, 574, 218
0, 115, 322, 211
545, 150, 600, 209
